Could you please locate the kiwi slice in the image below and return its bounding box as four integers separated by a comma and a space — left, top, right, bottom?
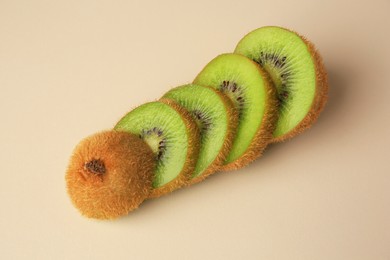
193, 53, 278, 170
162, 84, 238, 184
114, 99, 200, 198
66, 131, 155, 219
234, 26, 328, 142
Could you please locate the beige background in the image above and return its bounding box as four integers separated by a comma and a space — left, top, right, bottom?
1, 0, 389, 259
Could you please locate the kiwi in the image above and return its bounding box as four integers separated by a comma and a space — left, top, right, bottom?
234, 26, 328, 142
162, 84, 238, 184
65, 130, 155, 219
193, 53, 278, 170
114, 99, 200, 198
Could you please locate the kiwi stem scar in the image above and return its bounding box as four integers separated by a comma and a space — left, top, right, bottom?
85, 159, 106, 175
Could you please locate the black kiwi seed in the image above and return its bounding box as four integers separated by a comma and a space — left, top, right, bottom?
192, 110, 213, 132
255, 53, 291, 103
139, 127, 167, 160
220, 81, 245, 112
257, 53, 288, 69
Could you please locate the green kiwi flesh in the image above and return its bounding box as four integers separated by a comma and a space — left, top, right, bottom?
163, 84, 237, 183
114, 100, 199, 197
193, 53, 277, 170
234, 26, 328, 141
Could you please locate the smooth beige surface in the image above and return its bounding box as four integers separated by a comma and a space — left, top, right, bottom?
1, 0, 389, 259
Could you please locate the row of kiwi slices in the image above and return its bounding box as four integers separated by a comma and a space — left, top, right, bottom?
66, 26, 328, 219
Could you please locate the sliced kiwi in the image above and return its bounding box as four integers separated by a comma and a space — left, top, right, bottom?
114, 99, 200, 198
66, 131, 155, 219
234, 26, 328, 142
162, 84, 238, 184
193, 53, 278, 170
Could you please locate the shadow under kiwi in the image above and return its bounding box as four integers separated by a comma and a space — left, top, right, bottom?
119, 169, 235, 221
251, 67, 349, 166
314, 68, 348, 128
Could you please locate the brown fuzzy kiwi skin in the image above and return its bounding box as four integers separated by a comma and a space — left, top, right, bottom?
184, 86, 239, 185
272, 32, 328, 142
65, 130, 155, 220
219, 61, 279, 171
147, 98, 201, 198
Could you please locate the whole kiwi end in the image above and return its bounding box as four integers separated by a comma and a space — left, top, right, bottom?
65, 130, 155, 220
